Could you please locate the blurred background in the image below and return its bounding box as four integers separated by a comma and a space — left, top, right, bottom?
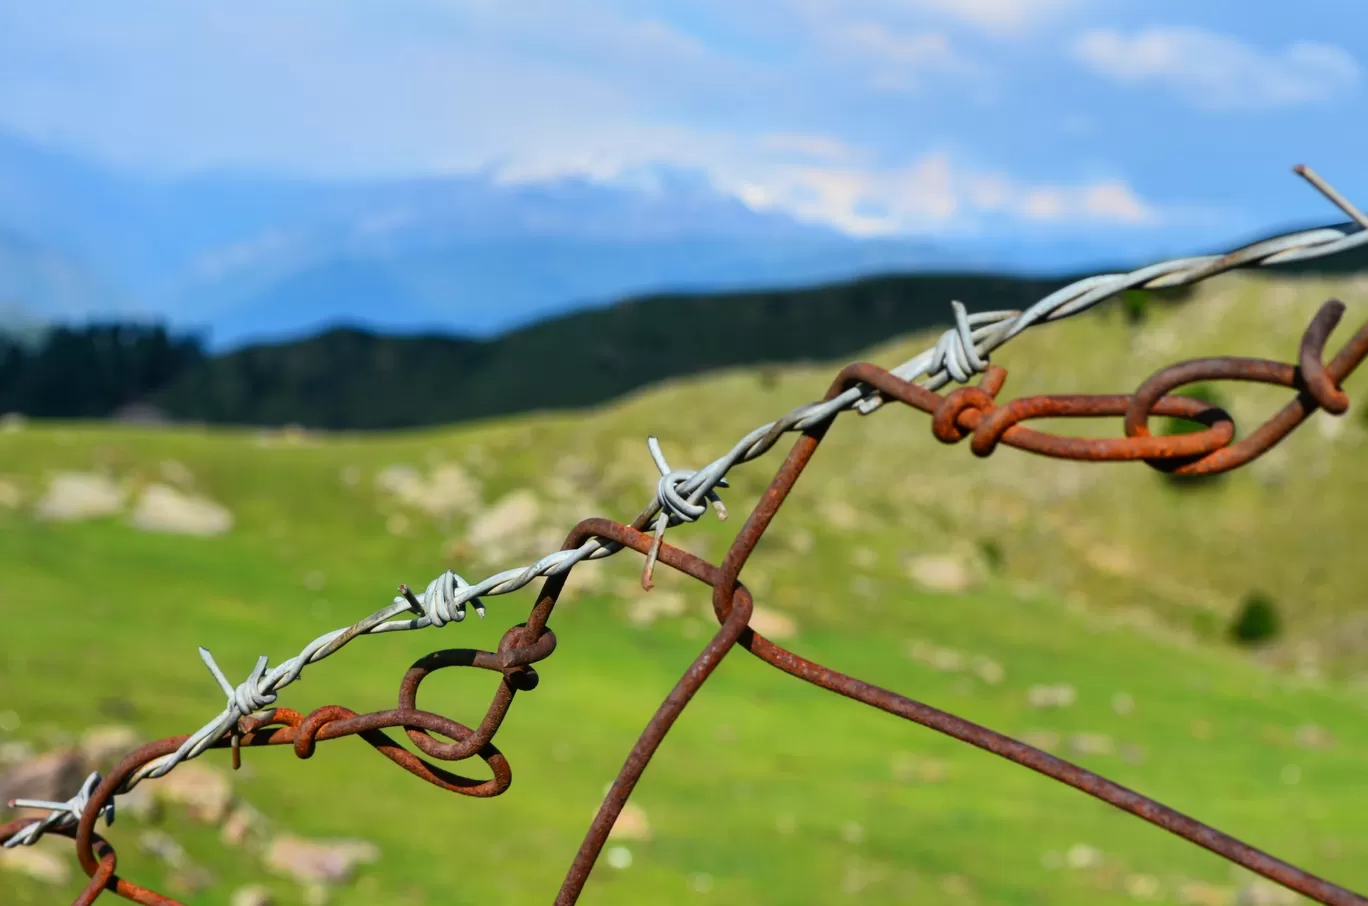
1, 2, 1366, 904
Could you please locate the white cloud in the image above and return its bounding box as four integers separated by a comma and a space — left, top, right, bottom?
761, 133, 858, 162
1073, 27, 1361, 110
832, 23, 977, 92
784, 0, 1075, 37
838, 23, 958, 67
909, 0, 1075, 34
713, 151, 1157, 236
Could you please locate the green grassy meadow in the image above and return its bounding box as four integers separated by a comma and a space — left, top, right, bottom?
2, 273, 1367, 904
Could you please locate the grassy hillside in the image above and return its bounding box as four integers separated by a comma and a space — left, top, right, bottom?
1, 271, 1366, 905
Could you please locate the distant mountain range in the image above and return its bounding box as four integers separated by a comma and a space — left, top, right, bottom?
0, 131, 973, 349
2, 130, 1364, 354
0, 129, 1254, 352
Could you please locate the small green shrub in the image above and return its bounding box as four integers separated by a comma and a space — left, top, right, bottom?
1156, 383, 1230, 490
1229, 592, 1282, 646
978, 538, 1005, 572
1158, 383, 1227, 437
1122, 290, 1148, 325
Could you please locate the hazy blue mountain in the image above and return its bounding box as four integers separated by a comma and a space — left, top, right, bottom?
0, 131, 974, 348
0, 227, 120, 324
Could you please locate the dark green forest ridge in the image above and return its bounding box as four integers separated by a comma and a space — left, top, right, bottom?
11, 236, 1368, 430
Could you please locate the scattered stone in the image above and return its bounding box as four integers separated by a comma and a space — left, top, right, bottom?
1176, 880, 1234, 906
128, 483, 233, 536
940, 875, 973, 898
80, 725, 140, 772
1068, 733, 1116, 756
231, 885, 276, 906
113, 403, 169, 425
1022, 730, 1061, 752
222, 801, 271, 849
167, 866, 216, 897
626, 592, 687, 627
159, 460, 195, 487
749, 606, 798, 640
422, 463, 484, 516
605, 846, 633, 870
891, 753, 948, 784
34, 472, 125, 522
150, 762, 233, 824
1065, 843, 1101, 870
376, 464, 482, 518
848, 575, 877, 599
1125, 874, 1162, 899
972, 656, 1005, 685
262, 834, 379, 886
1294, 724, 1335, 750
139, 830, 189, 868
0, 842, 70, 884
0, 741, 36, 766
851, 546, 878, 569
1236, 880, 1299, 905
466, 490, 540, 548
1026, 683, 1077, 710
819, 498, 860, 530
905, 553, 978, 593
118, 783, 161, 822
607, 801, 652, 841
906, 640, 965, 672
787, 527, 814, 554
1086, 544, 1136, 577
0, 749, 87, 813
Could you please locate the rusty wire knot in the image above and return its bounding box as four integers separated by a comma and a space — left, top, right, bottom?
7, 299, 1368, 906
899, 298, 1365, 476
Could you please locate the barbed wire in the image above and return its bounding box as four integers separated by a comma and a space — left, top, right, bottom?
3, 164, 1367, 906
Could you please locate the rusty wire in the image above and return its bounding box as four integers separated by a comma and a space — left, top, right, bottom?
4, 295, 1367, 905
8, 164, 1364, 848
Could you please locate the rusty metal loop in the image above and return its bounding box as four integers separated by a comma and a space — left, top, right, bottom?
1299, 298, 1351, 414
1125, 299, 1368, 475
65, 699, 512, 902
932, 384, 999, 443
967, 392, 1235, 460
1, 821, 120, 906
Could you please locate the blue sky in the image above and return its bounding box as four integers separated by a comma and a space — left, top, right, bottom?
0, 0, 1363, 247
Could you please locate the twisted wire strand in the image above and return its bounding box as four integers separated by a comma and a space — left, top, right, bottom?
8, 167, 1366, 846
3, 773, 112, 848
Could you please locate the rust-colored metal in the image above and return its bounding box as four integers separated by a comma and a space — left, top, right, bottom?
16, 298, 1367, 905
